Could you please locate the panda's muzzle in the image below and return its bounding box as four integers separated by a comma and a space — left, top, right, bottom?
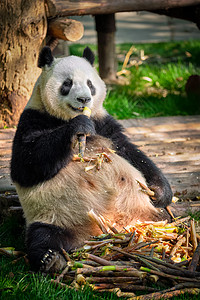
77, 97, 91, 104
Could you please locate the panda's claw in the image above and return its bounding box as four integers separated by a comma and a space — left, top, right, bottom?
40, 249, 67, 273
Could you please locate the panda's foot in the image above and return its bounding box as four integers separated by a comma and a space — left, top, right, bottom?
40, 249, 67, 273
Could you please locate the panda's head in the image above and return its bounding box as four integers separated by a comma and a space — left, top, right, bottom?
28, 46, 107, 120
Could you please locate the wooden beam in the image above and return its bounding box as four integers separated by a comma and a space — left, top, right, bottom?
151, 5, 200, 28
48, 18, 84, 41
45, 0, 200, 18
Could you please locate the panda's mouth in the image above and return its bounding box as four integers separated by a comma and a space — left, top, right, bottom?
68, 104, 84, 112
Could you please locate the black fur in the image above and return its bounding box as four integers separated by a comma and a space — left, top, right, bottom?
38, 46, 54, 68
60, 78, 73, 96
87, 79, 96, 96
11, 109, 95, 187
26, 222, 74, 271
83, 47, 95, 65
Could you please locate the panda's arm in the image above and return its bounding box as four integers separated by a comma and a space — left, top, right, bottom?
11, 108, 95, 187
94, 115, 172, 207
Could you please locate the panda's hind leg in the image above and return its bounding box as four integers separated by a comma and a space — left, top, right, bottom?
26, 222, 74, 272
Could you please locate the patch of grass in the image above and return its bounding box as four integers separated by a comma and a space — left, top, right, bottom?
70, 40, 200, 119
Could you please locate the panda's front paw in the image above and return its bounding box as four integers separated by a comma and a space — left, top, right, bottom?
150, 183, 173, 208
70, 115, 96, 137
40, 249, 67, 273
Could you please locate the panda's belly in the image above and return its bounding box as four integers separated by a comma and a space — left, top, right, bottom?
16, 136, 158, 232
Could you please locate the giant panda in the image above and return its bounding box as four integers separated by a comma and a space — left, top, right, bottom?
11, 46, 172, 272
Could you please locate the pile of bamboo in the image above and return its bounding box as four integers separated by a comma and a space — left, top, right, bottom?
51, 213, 200, 299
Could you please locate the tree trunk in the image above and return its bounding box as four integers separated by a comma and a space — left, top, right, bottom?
0, 0, 47, 128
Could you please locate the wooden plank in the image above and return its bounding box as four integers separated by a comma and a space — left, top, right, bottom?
126, 122, 200, 134
129, 131, 200, 143
118, 115, 200, 128
46, 0, 200, 18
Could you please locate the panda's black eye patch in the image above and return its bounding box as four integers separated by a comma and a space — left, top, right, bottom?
60, 79, 73, 96
87, 80, 96, 96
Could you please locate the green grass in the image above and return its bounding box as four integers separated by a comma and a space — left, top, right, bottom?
70, 40, 200, 119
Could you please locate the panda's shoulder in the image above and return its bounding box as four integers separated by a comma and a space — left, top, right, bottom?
17, 108, 65, 131
94, 114, 124, 135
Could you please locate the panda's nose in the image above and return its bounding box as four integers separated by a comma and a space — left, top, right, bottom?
77, 97, 91, 104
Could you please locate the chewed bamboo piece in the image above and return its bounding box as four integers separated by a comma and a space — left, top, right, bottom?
72, 151, 112, 172
136, 180, 155, 197
88, 209, 108, 234
191, 218, 198, 250
78, 106, 91, 158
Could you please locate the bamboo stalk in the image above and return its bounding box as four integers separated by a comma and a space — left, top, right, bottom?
188, 241, 200, 272
136, 180, 155, 197
170, 216, 191, 227
86, 276, 141, 283
55, 266, 70, 282
166, 206, 175, 220
75, 260, 99, 267
128, 231, 136, 247
134, 256, 160, 272
72, 156, 96, 162
132, 240, 159, 251
83, 253, 113, 266
88, 209, 108, 234
135, 253, 200, 278
77, 266, 146, 279
191, 219, 198, 250
129, 287, 200, 300
62, 248, 71, 262
93, 283, 156, 292
169, 236, 186, 257
140, 266, 200, 282
78, 107, 91, 157
100, 215, 119, 234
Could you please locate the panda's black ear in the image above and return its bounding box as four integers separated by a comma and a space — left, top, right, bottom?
38, 46, 54, 68
83, 47, 95, 66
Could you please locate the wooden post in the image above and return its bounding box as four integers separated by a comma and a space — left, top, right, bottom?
95, 14, 117, 82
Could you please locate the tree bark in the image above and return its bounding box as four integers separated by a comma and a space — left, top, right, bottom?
0, 0, 47, 128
